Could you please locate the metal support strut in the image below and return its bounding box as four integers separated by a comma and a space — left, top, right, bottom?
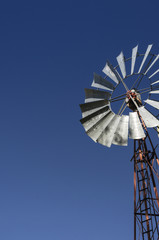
133, 134, 159, 240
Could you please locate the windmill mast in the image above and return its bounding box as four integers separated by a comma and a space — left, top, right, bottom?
133, 125, 159, 239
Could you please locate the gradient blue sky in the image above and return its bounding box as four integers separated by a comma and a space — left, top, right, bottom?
0, 1, 159, 239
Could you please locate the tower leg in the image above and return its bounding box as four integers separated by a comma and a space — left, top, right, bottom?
133, 136, 159, 240
134, 140, 137, 240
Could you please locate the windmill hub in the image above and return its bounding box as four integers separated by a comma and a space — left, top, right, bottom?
125, 89, 142, 111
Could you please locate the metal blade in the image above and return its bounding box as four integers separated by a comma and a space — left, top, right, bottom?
91, 73, 115, 91
102, 61, 120, 84
116, 52, 126, 78
80, 99, 109, 118
80, 106, 110, 132
84, 88, 111, 103
145, 54, 159, 75
131, 45, 138, 75
149, 69, 159, 79
138, 44, 153, 73
97, 115, 121, 147
138, 106, 159, 127
151, 80, 159, 85
129, 112, 145, 139
149, 90, 159, 94
87, 111, 115, 142
107, 61, 121, 83
112, 115, 129, 146
144, 99, 159, 110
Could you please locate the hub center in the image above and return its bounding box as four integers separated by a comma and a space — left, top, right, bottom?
125, 89, 142, 111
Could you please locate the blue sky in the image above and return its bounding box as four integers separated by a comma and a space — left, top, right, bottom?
0, 1, 159, 239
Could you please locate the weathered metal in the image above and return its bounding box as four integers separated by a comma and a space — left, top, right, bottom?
149, 69, 159, 78
80, 99, 109, 118
151, 79, 159, 85
102, 61, 120, 84
129, 112, 145, 139
97, 114, 121, 147
116, 52, 126, 78
138, 44, 153, 73
131, 45, 138, 75
80, 106, 110, 132
84, 88, 111, 102
138, 106, 159, 128
87, 111, 115, 142
145, 54, 159, 75
112, 115, 129, 146
144, 99, 159, 110
91, 73, 115, 91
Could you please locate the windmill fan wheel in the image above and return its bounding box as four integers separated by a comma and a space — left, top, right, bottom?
80, 44, 159, 147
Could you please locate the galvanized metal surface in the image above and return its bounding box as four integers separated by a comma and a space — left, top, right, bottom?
97, 115, 121, 147
131, 45, 138, 75
149, 69, 159, 79
87, 111, 115, 142
138, 106, 159, 127
84, 88, 111, 103
144, 99, 159, 110
145, 54, 159, 74
112, 115, 129, 146
80, 99, 109, 117
138, 44, 153, 73
107, 61, 121, 83
81, 106, 107, 118
151, 79, 159, 85
102, 61, 119, 84
91, 73, 115, 91
129, 112, 145, 139
80, 44, 159, 149
116, 52, 126, 78
80, 106, 110, 132
149, 90, 159, 94
80, 99, 109, 112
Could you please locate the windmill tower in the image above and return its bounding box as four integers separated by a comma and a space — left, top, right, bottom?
79, 44, 159, 240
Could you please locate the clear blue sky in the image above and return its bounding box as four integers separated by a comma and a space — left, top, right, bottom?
0, 1, 159, 239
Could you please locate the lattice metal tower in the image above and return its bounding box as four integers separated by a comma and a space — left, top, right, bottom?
79, 44, 159, 240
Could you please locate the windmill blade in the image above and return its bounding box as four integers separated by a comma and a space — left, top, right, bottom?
149, 69, 159, 79
80, 99, 109, 117
144, 99, 159, 110
107, 61, 121, 83
80, 106, 110, 132
131, 45, 138, 75
149, 90, 159, 94
97, 115, 121, 147
138, 44, 153, 73
138, 106, 159, 127
87, 111, 115, 142
151, 80, 159, 85
116, 52, 126, 78
144, 54, 159, 75
129, 112, 145, 139
84, 88, 111, 103
91, 73, 115, 91
112, 115, 129, 146
102, 61, 120, 84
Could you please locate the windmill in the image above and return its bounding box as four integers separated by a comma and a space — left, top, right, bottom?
79, 44, 159, 240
